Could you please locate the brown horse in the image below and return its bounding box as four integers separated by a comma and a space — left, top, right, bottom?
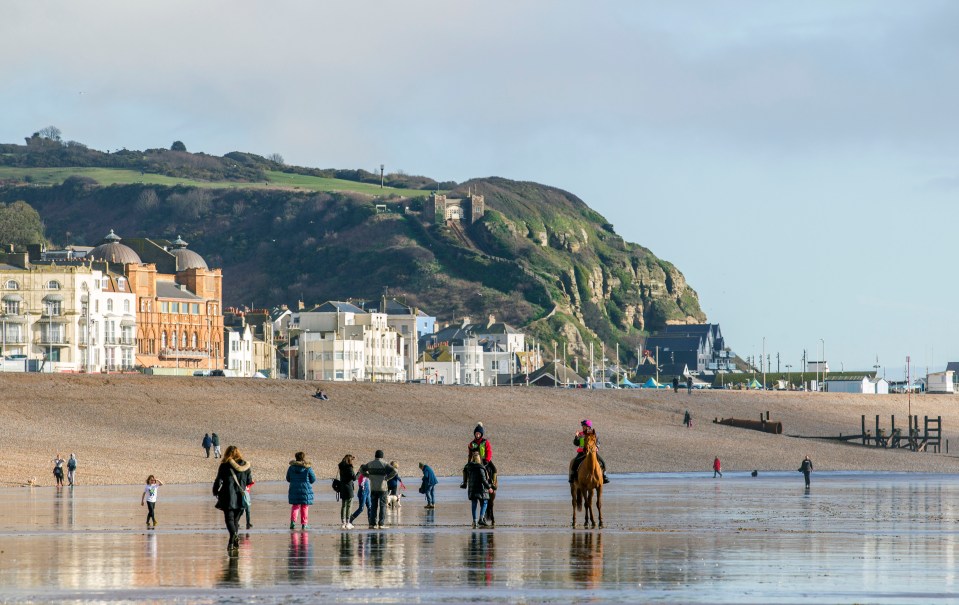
571, 432, 603, 528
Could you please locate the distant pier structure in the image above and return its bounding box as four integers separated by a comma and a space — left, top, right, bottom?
860, 414, 943, 453
424, 191, 485, 225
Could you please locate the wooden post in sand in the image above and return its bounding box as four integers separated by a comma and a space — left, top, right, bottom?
861, 415, 867, 445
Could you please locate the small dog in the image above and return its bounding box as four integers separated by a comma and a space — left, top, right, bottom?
25, 476, 38, 487
387, 493, 404, 509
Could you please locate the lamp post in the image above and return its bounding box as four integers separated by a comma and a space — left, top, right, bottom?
762, 337, 766, 390
785, 364, 792, 389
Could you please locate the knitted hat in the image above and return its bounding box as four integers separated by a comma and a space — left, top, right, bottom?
581, 419, 592, 428
474, 422, 484, 437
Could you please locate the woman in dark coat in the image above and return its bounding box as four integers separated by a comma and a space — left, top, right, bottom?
212, 445, 253, 553
338, 454, 357, 529
465, 451, 492, 528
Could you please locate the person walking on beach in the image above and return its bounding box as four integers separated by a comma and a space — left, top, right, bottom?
713, 456, 723, 478
338, 454, 357, 529
286, 451, 316, 530
67, 453, 78, 486
141, 475, 164, 527
213, 445, 253, 553
202, 433, 213, 458
211, 433, 221, 459
360, 450, 397, 529
387, 461, 406, 508
672, 376, 680, 393
349, 472, 371, 526
686, 376, 693, 394
683, 410, 692, 428
799, 455, 813, 488
570, 420, 610, 484
419, 462, 438, 509
466, 451, 493, 528
462, 423, 495, 488
52, 453, 65, 487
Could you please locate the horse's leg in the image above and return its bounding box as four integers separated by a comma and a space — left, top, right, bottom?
597, 486, 603, 529
571, 486, 578, 528
584, 490, 593, 529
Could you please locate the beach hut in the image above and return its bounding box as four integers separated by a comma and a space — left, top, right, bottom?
825, 375, 875, 394
926, 371, 955, 394
747, 378, 763, 390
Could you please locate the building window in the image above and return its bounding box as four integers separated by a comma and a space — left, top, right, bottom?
43, 301, 62, 316
181, 332, 187, 348
5, 280, 19, 290
107, 299, 114, 312
123, 300, 130, 313
191, 333, 197, 348
192, 303, 199, 314
161, 301, 169, 313
162, 332, 168, 348
171, 302, 180, 314
47, 280, 61, 290
3, 300, 19, 315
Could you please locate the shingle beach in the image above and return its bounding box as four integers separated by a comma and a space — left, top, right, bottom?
3, 373, 957, 486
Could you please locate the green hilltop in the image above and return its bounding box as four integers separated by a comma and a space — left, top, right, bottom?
0, 136, 705, 366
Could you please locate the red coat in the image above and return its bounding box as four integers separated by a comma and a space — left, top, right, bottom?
468, 437, 492, 463
713, 458, 722, 471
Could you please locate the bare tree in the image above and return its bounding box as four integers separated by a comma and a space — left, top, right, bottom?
37, 126, 62, 142
267, 153, 285, 165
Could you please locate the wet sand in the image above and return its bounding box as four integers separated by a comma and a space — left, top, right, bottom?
2, 373, 959, 487
3, 473, 959, 604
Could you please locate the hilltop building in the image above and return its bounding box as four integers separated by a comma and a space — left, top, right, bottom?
424, 192, 485, 224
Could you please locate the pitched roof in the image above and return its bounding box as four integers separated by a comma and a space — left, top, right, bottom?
306, 301, 366, 314
156, 281, 202, 300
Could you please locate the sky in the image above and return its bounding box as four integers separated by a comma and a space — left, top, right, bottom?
3, 1, 957, 379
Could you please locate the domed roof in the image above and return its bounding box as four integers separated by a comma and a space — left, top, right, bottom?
170, 235, 208, 270
88, 230, 142, 265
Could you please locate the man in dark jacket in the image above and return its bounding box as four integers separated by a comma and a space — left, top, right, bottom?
202, 433, 213, 458
419, 462, 438, 509
360, 450, 397, 529
799, 455, 813, 488
211, 432, 221, 458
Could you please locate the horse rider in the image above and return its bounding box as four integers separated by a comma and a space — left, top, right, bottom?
569, 419, 610, 484
461, 422, 496, 489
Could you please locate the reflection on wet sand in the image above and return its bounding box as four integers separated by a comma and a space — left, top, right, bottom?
287, 530, 311, 583
465, 531, 495, 587
4, 474, 959, 603
569, 531, 603, 589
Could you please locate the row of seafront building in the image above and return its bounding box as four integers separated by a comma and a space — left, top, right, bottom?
0, 231, 542, 383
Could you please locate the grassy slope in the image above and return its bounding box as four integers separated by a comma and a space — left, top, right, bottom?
0, 166, 435, 197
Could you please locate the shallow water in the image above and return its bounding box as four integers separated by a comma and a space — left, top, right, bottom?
2, 472, 959, 603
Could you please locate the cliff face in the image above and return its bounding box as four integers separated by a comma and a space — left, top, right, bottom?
1, 175, 705, 367
460, 178, 705, 360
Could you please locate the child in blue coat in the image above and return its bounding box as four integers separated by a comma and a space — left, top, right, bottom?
286, 452, 316, 530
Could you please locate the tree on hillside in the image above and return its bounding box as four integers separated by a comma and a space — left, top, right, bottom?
135, 189, 160, 213
0, 201, 45, 248
267, 153, 284, 165
25, 126, 64, 149
170, 141, 187, 152
37, 126, 62, 142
